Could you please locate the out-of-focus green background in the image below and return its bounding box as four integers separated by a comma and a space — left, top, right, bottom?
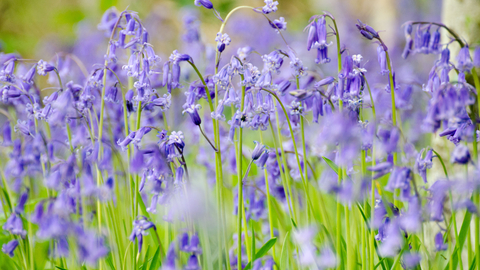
0, 0, 443, 58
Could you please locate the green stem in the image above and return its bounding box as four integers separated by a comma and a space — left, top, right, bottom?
259, 130, 277, 264
237, 79, 247, 270
268, 119, 294, 219
324, 15, 342, 73
385, 51, 397, 165
188, 59, 228, 268
472, 67, 480, 270
218, 6, 255, 34
260, 88, 313, 217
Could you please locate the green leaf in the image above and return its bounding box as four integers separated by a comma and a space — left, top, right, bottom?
444, 212, 472, 270
470, 257, 476, 270
33, 240, 50, 270
105, 253, 116, 270
1, 188, 12, 212
322, 156, 338, 174
55, 267, 68, 270
137, 190, 151, 220
251, 223, 256, 263
243, 237, 277, 270
356, 203, 367, 224
141, 245, 150, 270
280, 231, 290, 270
148, 247, 161, 270
290, 218, 297, 229
374, 258, 386, 270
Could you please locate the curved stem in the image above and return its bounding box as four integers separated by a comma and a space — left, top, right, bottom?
410, 21, 464, 47
198, 125, 218, 152
53, 68, 63, 90
260, 88, 315, 215
324, 14, 342, 73
218, 6, 255, 34
385, 50, 397, 165
187, 61, 215, 113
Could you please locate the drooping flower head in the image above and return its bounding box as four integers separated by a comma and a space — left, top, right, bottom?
262, 0, 279, 14
215, 32, 231, 53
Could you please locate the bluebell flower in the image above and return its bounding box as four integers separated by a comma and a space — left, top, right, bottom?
170, 50, 192, 64
378, 218, 403, 257
211, 99, 226, 121
254, 150, 269, 169
15, 190, 28, 214
129, 217, 156, 254
457, 45, 473, 72
316, 46, 330, 64
403, 252, 421, 269
3, 213, 26, 237
188, 233, 202, 254
194, 0, 213, 9
434, 232, 448, 251
0, 60, 15, 83
474, 46, 480, 67
185, 254, 200, 270
151, 93, 171, 112
368, 162, 393, 179
269, 17, 287, 33
183, 103, 202, 125
104, 41, 117, 63
418, 25, 431, 54
162, 243, 177, 270
430, 29, 441, 53
262, 0, 279, 14
306, 21, 318, 51
2, 240, 19, 258
399, 196, 422, 233
14, 119, 33, 137
377, 45, 389, 75
97, 7, 118, 35
104, 85, 119, 103
386, 166, 412, 195
237, 46, 253, 61
287, 49, 308, 77
454, 197, 477, 213
215, 32, 231, 53
312, 20, 332, 64
402, 37, 413, 59
130, 149, 145, 173
262, 50, 283, 73
252, 141, 267, 161
255, 72, 272, 88
22, 64, 37, 85
318, 247, 337, 269
451, 144, 470, 164
356, 19, 379, 40
169, 131, 185, 151
117, 131, 136, 151
36, 60, 55, 76
415, 148, 433, 183
213, 65, 231, 88
242, 63, 261, 87
2, 121, 12, 146
76, 227, 109, 265
428, 180, 451, 221
133, 126, 152, 145
378, 127, 400, 154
